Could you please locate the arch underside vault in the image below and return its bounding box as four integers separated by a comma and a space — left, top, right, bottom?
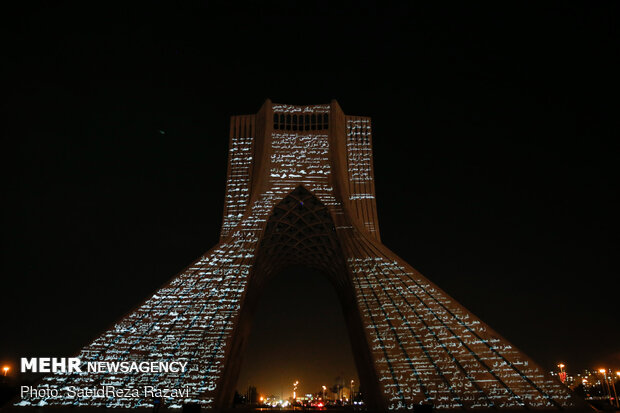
23, 101, 580, 411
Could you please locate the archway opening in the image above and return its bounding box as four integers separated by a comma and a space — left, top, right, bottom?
215, 187, 382, 409
234, 265, 361, 408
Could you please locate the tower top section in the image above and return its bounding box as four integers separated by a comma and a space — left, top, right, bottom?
219, 100, 381, 243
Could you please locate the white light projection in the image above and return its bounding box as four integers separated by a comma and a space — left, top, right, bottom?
346, 117, 381, 241
21, 102, 580, 410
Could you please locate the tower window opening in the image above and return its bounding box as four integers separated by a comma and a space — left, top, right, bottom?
273, 114, 279, 130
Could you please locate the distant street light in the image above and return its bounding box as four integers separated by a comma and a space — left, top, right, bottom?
2, 366, 9, 376
293, 381, 299, 403
598, 369, 617, 408
557, 363, 566, 383
610, 372, 620, 408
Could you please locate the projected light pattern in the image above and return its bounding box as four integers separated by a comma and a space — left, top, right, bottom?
22, 101, 579, 410
220, 115, 255, 239
346, 117, 380, 240
345, 251, 573, 409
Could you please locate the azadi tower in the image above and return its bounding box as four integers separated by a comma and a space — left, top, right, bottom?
24, 101, 581, 411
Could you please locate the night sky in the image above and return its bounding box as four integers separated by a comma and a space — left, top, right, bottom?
2, 2, 619, 399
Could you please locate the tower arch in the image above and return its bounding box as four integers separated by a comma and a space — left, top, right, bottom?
214, 185, 384, 410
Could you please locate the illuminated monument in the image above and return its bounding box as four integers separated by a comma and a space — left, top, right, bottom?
27, 101, 580, 410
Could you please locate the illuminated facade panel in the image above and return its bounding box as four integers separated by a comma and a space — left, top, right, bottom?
22, 101, 581, 411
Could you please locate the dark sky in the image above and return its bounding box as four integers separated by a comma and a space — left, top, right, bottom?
2, 1, 619, 397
